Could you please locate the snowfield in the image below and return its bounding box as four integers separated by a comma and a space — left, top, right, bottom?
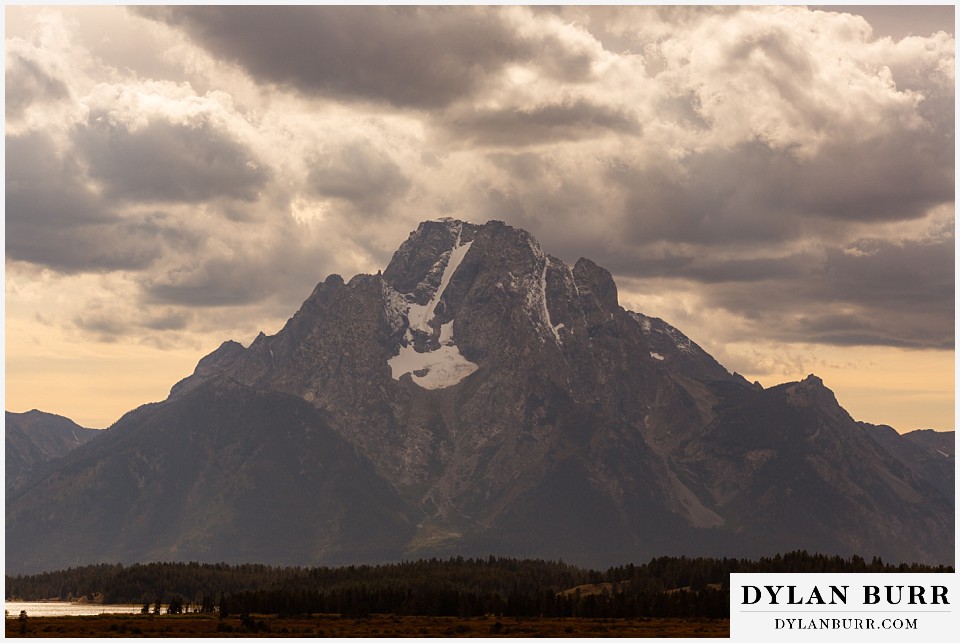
388, 341, 478, 389
388, 224, 479, 389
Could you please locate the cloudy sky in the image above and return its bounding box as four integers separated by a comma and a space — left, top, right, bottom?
4, 4, 954, 431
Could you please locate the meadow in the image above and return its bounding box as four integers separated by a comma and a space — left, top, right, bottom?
7, 612, 728, 638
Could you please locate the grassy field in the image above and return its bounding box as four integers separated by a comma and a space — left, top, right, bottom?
7, 612, 729, 637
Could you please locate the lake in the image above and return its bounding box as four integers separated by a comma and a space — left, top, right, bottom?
4, 601, 143, 618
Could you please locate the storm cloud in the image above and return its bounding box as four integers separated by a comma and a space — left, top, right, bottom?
4, 5, 954, 357
74, 115, 270, 204
308, 143, 411, 216
445, 98, 641, 147
6, 132, 166, 272
139, 6, 563, 109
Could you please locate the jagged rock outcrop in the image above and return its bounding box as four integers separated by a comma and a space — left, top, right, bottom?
6, 219, 953, 573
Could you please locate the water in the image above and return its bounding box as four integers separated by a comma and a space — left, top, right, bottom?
4, 601, 143, 618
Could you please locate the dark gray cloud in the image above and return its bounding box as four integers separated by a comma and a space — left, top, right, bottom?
143, 254, 282, 307
5, 132, 166, 272
790, 137, 953, 223
139, 6, 585, 109
819, 240, 954, 316
608, 131, 953, 250
446, 99, 640, 147
73, 114, 270, 203
139, 227, 338, 310
72, 307, 191, 342
308, 144, 411, 216
71, 313, 128, 342
528, 33, 597, 84
607, 251, 816, 285
688, 237, 955, 349
141, 311, 191, 332
611, 143, 804, 246
485, 153, 549, 183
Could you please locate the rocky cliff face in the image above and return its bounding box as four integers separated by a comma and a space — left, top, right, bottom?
6, 219, 953, 573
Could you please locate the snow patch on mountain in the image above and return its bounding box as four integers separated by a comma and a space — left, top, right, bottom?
439, 321, 455, 346
650, 352, 664, 361
389, 226, 478, 389
540, 260, 562, 344
630, 311, 696, 354
520, 238, 561, 345
408, 232, 473, 335
389, 342, 478, 389
662, 324, 695, 353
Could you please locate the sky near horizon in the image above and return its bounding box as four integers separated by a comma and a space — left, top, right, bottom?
4, 5, 955, 431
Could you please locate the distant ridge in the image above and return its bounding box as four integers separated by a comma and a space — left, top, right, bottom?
5, 410, 100, 494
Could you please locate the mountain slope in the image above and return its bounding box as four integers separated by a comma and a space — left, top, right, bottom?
168, 220, 741, 557
6, 378, 415, 574
6, 218, 953, 572
5, 410, 100, 494
675, 376, 952, 562
862, 423, 954, 502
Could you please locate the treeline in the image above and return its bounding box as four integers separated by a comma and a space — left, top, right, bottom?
221, 585, 729, 620
6, 552, 951, 620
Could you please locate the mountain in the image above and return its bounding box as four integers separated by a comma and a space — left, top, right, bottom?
5, 219, 953, 573
862, 423, 954, 502
6, 380, 414, 573
903, 428, 955, 458
5, 410, 100, 494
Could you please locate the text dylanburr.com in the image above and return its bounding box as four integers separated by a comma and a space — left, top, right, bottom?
730, 573, 956, 641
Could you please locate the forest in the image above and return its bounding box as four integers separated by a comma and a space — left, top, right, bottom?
7, 551, 951, 621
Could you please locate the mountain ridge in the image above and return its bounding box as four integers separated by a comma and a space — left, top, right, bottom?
6, 218, 953, 573
5, 410, 100, 494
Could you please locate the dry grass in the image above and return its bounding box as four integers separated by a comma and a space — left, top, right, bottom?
7, 613, 729, 637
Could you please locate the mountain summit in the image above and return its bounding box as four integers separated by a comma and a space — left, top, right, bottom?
6, 219, 953, 573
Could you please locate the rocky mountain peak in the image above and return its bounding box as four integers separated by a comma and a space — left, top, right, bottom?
787, 373, 833, 399
778, 373, 850, 424
379, 218, 573, 368
572, 257, 619, 318
383, 218, 481, 300
15, 217, 943, 573
169, 340, 245, 397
